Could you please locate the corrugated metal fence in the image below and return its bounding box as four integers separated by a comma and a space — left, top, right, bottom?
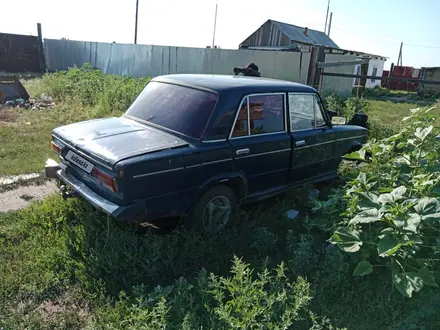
44, 39, 310, 83
44, 39, 355, 96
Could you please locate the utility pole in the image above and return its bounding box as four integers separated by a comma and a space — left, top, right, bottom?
212, 1, 218, 48
397, 42, 403, 66
327, 12, 333, 37
37, 23, 46, 72
324, 0, 330, 34
134, 0, 139, 44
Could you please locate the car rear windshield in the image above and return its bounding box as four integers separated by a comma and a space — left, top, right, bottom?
125, 81, 218, 139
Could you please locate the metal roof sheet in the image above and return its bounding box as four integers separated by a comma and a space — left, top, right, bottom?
270, 19, 339, 48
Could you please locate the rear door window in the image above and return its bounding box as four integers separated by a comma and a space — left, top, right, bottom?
231, 94, 285, 137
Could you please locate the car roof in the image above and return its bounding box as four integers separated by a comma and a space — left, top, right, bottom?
152, 74, 317, 94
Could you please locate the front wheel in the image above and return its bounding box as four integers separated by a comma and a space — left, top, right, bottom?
188, 185, 237, 234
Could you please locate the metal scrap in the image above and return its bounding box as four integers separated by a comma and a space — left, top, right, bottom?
0, 75, 29, 103
0, 93, 55, 110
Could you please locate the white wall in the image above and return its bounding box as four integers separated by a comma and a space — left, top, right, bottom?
352, 59, 386, 89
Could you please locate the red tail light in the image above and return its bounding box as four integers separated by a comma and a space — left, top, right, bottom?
50, 141, 61, 154
92, 168, 117, 192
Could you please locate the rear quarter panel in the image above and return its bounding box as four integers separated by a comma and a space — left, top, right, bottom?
116, 142, 234, 219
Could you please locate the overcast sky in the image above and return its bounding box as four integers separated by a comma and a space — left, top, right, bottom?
2, 0, 439, 69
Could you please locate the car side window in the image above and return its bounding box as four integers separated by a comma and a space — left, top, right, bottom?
248, 94, 284, 135
289, 94, 327, 131
289, 94, 314, 131
313, 95, 326, 127
231, 94, 285, 138
231, 102, 249, 137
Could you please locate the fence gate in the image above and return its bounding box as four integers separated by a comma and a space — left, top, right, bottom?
0, 33, 41, 73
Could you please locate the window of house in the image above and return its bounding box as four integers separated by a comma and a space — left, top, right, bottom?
289, 94, 326, 131
231, 94, 285, 137
371, 67, 378, 83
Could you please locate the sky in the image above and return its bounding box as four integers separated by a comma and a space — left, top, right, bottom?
1, 0, 439, 70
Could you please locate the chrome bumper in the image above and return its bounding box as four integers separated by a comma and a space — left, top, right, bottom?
56, 168, 120, 216
45, 158, 146, 221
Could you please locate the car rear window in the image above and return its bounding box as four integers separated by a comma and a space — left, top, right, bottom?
125, 81, 218, 139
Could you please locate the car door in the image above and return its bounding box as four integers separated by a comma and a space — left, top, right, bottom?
288, 93, 336, 185
229, 93, 292, 197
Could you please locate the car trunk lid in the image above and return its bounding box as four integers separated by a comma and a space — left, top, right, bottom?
53, 116, 189, 167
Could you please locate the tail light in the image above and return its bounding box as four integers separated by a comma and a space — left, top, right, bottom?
92, 168, 118, 192
50, 141, 61, 154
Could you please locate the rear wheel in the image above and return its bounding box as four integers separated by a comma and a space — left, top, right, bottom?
188, 185, 237, 234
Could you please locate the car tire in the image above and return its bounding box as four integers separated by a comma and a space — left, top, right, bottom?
187, 184, 237, 234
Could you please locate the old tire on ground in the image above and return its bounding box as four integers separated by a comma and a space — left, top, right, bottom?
188, 184, 237, 234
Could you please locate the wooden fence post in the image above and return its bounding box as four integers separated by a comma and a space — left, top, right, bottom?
306, 46, 325, 90
358, 61, 369, 98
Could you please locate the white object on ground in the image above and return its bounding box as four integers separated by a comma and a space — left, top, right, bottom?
285, 209, 300, 219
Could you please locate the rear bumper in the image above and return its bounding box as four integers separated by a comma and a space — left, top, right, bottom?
45, 159, 146, 221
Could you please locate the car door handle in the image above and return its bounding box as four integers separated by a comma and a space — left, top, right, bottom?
295, 140, 306, 147
236, 148, 250, 156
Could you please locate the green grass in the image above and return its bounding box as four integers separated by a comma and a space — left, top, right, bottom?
0, 65, 149, 176
0, 105, 94, 176
1, 191, 440, 329
1, 67, 440, 328
368, 99, 439, 125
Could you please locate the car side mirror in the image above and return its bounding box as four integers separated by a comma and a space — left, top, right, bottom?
327, 110, 338, 119
327, 110, 347, 125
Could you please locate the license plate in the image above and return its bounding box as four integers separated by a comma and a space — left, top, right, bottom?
65, 150, 94, 174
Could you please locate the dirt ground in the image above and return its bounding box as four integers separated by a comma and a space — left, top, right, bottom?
0, 181, 57, 212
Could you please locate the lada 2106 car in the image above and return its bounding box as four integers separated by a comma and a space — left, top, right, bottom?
45, 74, 368, 233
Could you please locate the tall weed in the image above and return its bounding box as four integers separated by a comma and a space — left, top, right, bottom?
25, 64, 150, 117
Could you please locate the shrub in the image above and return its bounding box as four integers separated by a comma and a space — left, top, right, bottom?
314, 106, 440, 297
92, 257, 312, 329
26, 64, 150, 117
367, 120, 398, 140
324, 94, 370, 120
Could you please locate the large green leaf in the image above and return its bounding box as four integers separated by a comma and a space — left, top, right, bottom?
378, 186, 407, 204
394, 156, 411, 165
396, 142, 407, 149
392, 272, 424, 297
414, 126, 433, 142
387, 133, 402, 142
414, 197, 440, 221
356, 172, 368, 186
404, 214, 421, 232
358, 192, 381, 209
418, 267, 438, 288
377, 234, 401, 257
432, 187, 440, 197
353, 260, 373, 276
329, 227, 363, 253
344, 149, 366, 161
349, 208, 380, 225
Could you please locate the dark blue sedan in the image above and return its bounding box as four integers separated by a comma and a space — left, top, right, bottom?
45, 74, 368, 233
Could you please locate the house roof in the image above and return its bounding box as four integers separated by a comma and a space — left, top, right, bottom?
269, 19, 339, 48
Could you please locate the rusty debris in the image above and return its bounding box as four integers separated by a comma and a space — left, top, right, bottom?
0, 75, 29, 102
0, 75, 54, 109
